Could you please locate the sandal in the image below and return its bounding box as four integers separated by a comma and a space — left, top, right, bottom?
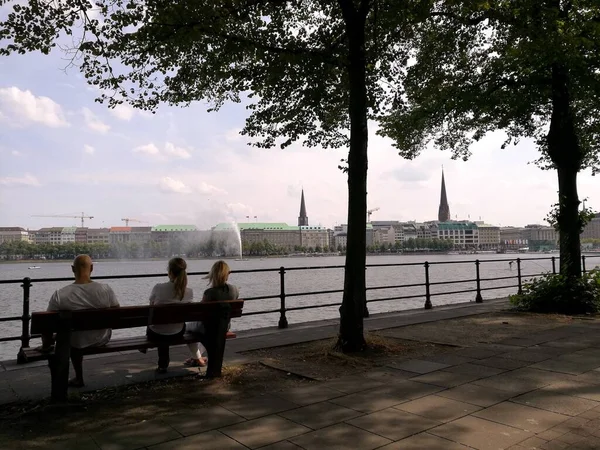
184, 358, 207, 367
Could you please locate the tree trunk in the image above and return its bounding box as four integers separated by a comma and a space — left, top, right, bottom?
336, 0, 369, 352
547, 63, 583, 279
556, 166, 581, 278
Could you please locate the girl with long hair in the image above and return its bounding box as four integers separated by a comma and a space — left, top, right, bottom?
184, 260, 239, 367
147, 257, 193, 373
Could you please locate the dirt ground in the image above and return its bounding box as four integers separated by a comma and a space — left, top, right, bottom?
0, 311, 580, 447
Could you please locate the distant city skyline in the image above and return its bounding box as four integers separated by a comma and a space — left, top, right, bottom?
1, 46, 598, 230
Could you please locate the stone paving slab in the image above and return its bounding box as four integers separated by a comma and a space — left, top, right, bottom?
220, 415, 310, 449
429, 415, 535, 450
473, 401, 570, 433
92, 419, 182, 450
220, 393, 300, 420
148, 430, 246, 450
444, 362, 508, 377
279, 401, 363, 430
347, 407, 441, 440
379, 432, 472, 449
436, 382, 516, 407
329, 380, 443, 413
409, 370, 482, 388
512, 390, 600, 417
386, 359, 451, 374
289, 422, 392, 450
395, 394, 482, 423
161, 405, 246, 436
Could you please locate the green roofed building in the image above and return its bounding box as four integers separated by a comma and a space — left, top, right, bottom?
151, 225, 198, 232
151, 224, 199, 243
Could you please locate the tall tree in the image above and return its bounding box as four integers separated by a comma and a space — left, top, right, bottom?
380, 0, 600, 279
1, 0, 422, 350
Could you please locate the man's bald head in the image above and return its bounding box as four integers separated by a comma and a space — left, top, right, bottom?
72, 254, 93, 281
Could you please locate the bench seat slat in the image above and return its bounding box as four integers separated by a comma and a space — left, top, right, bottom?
30, 301, 244, 334
20, 331, 238, 362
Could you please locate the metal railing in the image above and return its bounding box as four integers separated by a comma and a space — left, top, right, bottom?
0, 254, 598, 362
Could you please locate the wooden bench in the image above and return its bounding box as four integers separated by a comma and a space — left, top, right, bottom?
21, 300, 244, 402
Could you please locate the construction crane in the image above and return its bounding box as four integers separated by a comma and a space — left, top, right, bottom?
121, 218, 148, 226
32, 212, 94, 227
367, 207, 380, 223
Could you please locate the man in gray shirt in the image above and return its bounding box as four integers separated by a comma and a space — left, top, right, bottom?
42, 255, 119, 387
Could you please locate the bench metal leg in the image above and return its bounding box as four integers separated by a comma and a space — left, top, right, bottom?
205, 317, 229, 378
49, 331, 71, 402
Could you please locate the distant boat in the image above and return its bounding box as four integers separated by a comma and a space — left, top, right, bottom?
28, 266, 41, 270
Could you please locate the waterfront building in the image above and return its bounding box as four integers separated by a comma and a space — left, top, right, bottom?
300, 225, 329, 249
151, 225, 199, 243
416, 222, 438, 240
109, 226, 131, 244
214, 223, 302, 250
582, 213, 600, 240
333, 223, 374, 247
521, 224, 558, 251
0, 227, 30, 243
438, 221, 479, 248
500, 227, 525, 250
334, 232, 347, 249
438, 169, 451, 222
33, 227, 67, 245
87, 228, 110, 244
371, 221, 403, 245
403, 223, 418, 241
474, 222, 501, 250
75, 227, 88, 243
373, 226, 396, 246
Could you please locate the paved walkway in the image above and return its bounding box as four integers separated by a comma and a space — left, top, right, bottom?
3, 299, 600, 449
0, 299, 508, 404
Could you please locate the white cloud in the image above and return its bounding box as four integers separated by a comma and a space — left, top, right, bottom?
110, 104, 135, 121
11, 150, 21, 156
164, 142, 191, 159
82, 107, 110, 133
0, 87, 69, 128
198, 181, 227, 195
133, 143, 160, 156
0, 173, 41, 187
83, 144, 95, 155
159, 177, 192, 194
133, 142, 192, 160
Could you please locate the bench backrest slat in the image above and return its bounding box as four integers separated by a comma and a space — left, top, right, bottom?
30, 300, 244, 334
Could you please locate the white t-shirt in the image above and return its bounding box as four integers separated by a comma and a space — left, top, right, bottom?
148, 282, 193, 335
48, 282, 119, 349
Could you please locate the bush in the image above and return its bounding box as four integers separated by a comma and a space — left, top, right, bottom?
509, 269, 600, 314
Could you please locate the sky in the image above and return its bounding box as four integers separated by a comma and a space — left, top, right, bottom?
0, 41, 598, 231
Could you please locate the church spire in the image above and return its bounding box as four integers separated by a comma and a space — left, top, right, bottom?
298, 189, 308, 226
438, 168, 450, 222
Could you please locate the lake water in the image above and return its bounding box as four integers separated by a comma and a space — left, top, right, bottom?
1, 253, 596, 360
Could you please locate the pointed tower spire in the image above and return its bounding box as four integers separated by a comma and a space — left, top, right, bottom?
438, 168, 451, 222
298, 189, 308, 226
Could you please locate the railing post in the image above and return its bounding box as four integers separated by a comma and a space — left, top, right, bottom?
516, 258, 523, 295
424, 261, 432, 309
278, 266, 288, 329
475, 260, 483, 303
363, 266, 369, 318
551, 256, 556, 274
17, 277, 32, 363
582, 255, 587, 274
